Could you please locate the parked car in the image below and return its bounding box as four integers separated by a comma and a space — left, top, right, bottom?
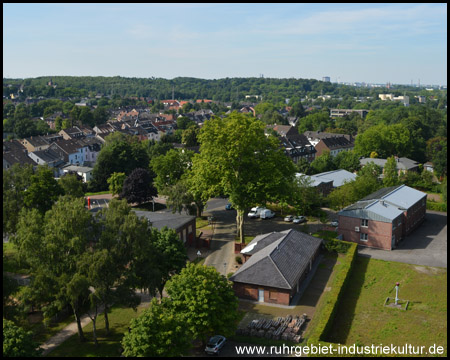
293, 216, 307, 224
331, 220, 339, 227
225, 203, 233, 210
260, 209, 275, 219
248, 206, 264, 218
284, 215, 294, 222
205, 335, 227, 355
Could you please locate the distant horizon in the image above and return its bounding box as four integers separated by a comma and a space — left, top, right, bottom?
2, 74, 445, 87
4, 4, 446, 85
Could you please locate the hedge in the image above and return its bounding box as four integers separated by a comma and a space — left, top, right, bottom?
306, 241, 358, 349
426, 201, 447, 212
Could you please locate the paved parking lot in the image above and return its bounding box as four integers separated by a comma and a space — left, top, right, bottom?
357, 210, 447, 268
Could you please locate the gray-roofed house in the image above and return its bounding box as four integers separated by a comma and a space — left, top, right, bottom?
360, 157, 420, 176
133, 210, 196, 246
230, 229, 322, 306
266, 125, 316, 163
337, 184, 426, 250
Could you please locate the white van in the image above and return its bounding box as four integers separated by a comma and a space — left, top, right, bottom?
260, 209, 275, 219
248, 206, 265, 218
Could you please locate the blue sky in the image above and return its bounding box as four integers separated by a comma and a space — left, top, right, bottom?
3, 3, 447, 85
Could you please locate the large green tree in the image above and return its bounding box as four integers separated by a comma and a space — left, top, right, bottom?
90, 133, 149, 191
151, 227, 187, 298
14, 196, 94, 341
191, 112, 296, 243
121, 298, 191, 357
164, 263, 240, 345
23, 165, 64, 214
3, 163, 34, 235
383, 156, 400, 187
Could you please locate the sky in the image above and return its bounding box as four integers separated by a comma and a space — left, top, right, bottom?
3, 3, 447, 85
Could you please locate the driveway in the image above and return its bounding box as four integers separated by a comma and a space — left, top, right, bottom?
357, 210, 447, 268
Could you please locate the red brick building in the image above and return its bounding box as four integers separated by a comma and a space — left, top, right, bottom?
337, 185, 426, 250
230, 229, 322, 306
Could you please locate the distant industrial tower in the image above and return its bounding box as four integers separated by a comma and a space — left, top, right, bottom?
322, 76, 331, 82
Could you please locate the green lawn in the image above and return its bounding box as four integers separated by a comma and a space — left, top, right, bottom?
3, 242, 30, 274
234, 236, 254, 244
48, 304, 149, 357
325, 257, 447, 355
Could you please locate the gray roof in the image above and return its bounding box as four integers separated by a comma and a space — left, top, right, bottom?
313, 169, 356, 187
240, 231, 288, 256
296, 169, 356, 188
360, 157, 419, 171
339, 184, 426, 222
230, 229, 322, 290
133, 210, 195, 232
339, 199, 404, 223
62, 165, 93, 173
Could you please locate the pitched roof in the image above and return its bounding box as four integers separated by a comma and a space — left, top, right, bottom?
360, 157, 419, 171
230, 229, 322, 290
3, 149, 38, 167
320, 136, 354, 149
133, 210, 195, 232
313, 169, 357, 187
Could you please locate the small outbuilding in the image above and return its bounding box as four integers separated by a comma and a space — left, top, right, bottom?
230, 229, 322, 306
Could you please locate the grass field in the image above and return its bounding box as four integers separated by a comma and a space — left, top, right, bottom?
48, 304, 148, 357
325, 257, 447, 356
3, 242, 30, 274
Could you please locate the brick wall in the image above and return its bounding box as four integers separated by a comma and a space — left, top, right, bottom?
232, 283, 293, 306
403, 197, 426, 236
338, 216, 394, 250
314, 140, 329, 158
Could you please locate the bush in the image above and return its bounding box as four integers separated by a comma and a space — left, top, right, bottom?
426, 201, 447, 212
324, 239, 351, 254
235, 256, 243, 264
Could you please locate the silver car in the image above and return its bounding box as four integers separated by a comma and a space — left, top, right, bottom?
293, 216, 306, 224
205, 335, 226, 355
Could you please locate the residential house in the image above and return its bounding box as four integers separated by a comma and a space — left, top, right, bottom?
49, 139, 88, 166
338, 185, 426, 250
61, 164, 94, 182
267, 125, 316, 163
133, 210, 196, 246
27, 148, 65, 176
77, 137, 103, 165
360, 157, 420, 176
3, 149, 38, 169
21, 136, 51, 152
315, 136, 354, 157
230, 229, 322, 306
58, 126, 85, 140
329, 109, 369, 118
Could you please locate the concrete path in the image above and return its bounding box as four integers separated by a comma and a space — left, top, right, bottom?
39, 290, 151, 356
201, 199, 237, 276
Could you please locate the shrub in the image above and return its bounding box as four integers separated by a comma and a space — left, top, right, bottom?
426, 201, 447, 212
235, 256, 243, 264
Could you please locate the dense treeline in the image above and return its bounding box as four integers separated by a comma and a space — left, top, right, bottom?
4, 76, 446, 105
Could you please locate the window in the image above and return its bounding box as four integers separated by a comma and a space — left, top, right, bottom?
361, 219, 368, 227
360, 233, 368, 241
269, 290, 277, 300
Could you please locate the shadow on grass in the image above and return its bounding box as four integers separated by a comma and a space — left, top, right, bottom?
324, 256, 370, 344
